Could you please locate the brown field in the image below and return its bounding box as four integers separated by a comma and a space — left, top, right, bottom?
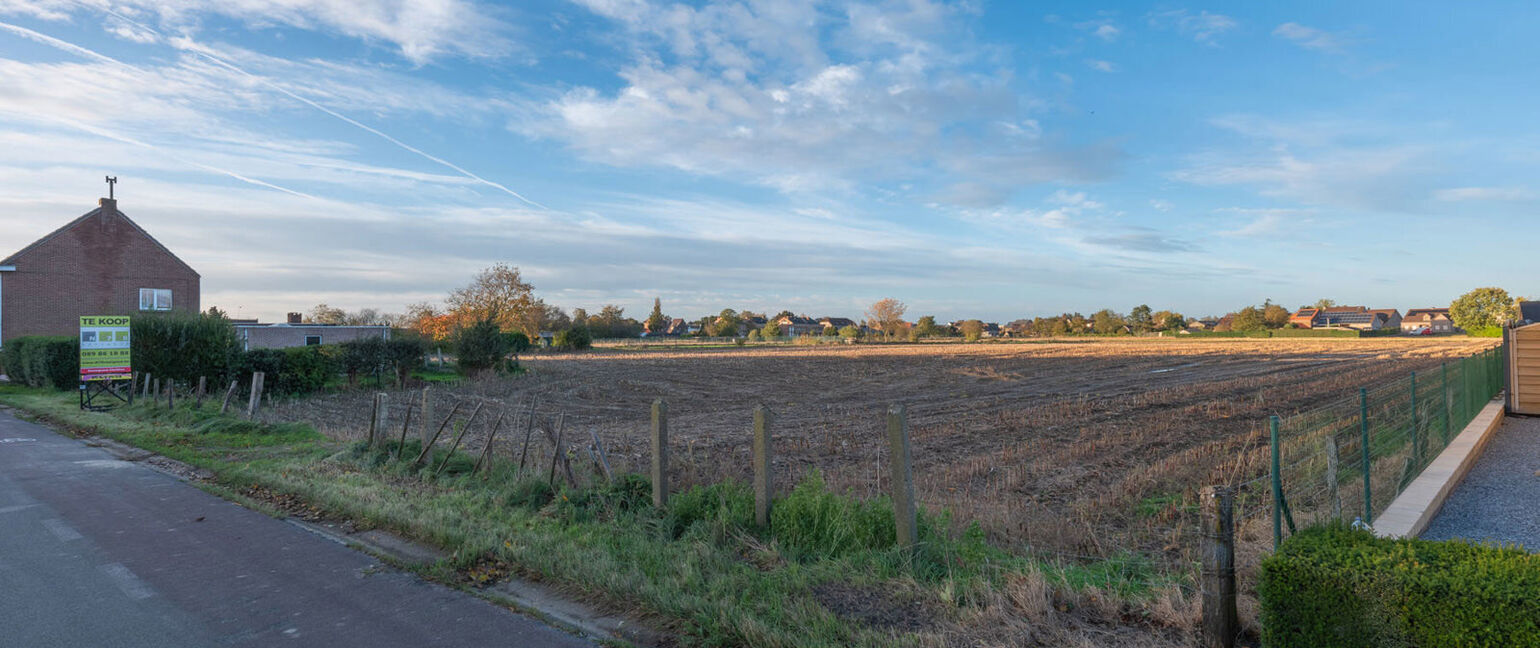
268, 336, 1497, 572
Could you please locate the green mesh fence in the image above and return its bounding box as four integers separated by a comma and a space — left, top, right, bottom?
1237, 346, 1505, 548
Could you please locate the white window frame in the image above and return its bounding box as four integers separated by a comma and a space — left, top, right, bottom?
139, 288, 172, 312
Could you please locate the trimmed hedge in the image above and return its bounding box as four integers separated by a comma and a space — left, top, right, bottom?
132, 312, 242, 385
1260, 523, 1540, 647
2, 336, 79, 389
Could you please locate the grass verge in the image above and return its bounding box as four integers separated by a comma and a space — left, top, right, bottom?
0, 385, 1192, 647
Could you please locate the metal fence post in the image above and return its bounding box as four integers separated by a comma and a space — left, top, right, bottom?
1270, 415, 1283, 549
1201, 485, 1238, 648
1360, 387, 1372, 523
1410, 372, 1420, 465
1441, 362, 1451, 444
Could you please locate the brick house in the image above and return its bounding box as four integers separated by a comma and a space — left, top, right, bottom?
1401, 308, 1455, 333
0, 198, 199, 345
774, 315, 822, 337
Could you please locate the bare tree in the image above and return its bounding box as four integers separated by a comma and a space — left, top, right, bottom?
866, 298, 908, 340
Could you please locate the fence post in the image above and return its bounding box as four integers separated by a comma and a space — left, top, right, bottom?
887, 404, 918, 549
246, 372, 265, 419
220, 380, 237, 414
364, 390, 380, 446
195, 376, 206, 408
1324, 434, 1341, 520
1200, 485, 1238, 648
166, 380, 174, 409
419, 387, 431, 444
1441, 362, 1452, 444
152, 378, 161, 407
753, 404, 773, 528
651, 399, 668, 508
1410, 371, 1420, 466
1270, 415, 1283, 549
1360, 387, 1372, 524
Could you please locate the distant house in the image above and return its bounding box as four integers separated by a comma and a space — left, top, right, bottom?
1402, 308, 1456, 333
1214, 313, 1237, 331
1324, 307, 1399, 331
775, 315, 822, 337
236, 313, 390, 350
819, 317, 857, 331
982, 322, 1001, 338
1288, 308, 1320, 328
1188, 318, 1219, 331
0, 197, 199, 345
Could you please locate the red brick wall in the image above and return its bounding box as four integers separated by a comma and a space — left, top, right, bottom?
2, 200, 199, 344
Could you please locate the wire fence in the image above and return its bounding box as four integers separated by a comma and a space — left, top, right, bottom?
1235, 346, 1505, 549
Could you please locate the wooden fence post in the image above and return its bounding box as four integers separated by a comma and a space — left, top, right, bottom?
517, 397, 538, 472
1201, 485, 1239, 648
753, 404, 773, 527
152, 378, 161, 407
220, 380, 237, 414
887, 403, 917, 548
434, 402, 483, 476
651, 398, 668, 508
474, 411, 507, 474
246, 372, 265, 419
166, 380, 174, 409
393, 404, 414, 459
142, 373, 152, 399
195, 376, 207, 409
418, 387, 431, 444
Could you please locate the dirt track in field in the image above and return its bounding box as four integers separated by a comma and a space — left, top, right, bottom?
269, 336, 1496, 562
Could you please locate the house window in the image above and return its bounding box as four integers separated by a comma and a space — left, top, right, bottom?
305, 335, 322, 346
138, 288, 172, 311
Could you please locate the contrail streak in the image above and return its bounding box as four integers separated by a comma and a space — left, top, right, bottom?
86, 3, 548, 209
0, 20, 319, 200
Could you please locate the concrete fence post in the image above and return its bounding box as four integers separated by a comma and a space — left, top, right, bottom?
152, 378, 161, 407
195, 376, 207, 409
651, 398, 669, 508
220, 380, 237, 414
887, 403, 917, 549
246, 372, 265, 419
1200, 485, 1239, 648
753, 404, 773, 528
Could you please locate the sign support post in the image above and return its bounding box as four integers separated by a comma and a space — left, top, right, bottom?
79, 316, 132, 411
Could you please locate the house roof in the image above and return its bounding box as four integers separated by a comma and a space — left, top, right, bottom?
1403, 310, 1450, 323
1, 200, 200, 277
1520, 301, 1540, 323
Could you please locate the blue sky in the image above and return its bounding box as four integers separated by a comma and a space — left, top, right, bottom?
0, 1, 1535, 323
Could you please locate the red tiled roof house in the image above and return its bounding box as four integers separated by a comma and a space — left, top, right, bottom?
1, 197, 199, 345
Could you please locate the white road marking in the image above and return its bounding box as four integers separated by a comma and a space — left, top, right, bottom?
0, 438, 36, 443
100, 563, 154, 600
42, 518, 83, 541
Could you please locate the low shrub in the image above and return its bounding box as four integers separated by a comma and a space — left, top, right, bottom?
275, 346, 332, 395
1260, 522, 1540, 647
453, 319, 510, 372
554, 326, 592, 351
1466, 325, 1504, 338
2, 335, 79, 389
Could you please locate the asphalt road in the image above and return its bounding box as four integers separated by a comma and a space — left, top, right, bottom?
0, 409, 595, 648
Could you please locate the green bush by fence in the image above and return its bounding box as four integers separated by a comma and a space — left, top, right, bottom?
2, 336, 79, 390
1260, 523, 1540, 647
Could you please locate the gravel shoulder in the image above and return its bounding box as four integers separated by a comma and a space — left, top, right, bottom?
1420, 415, 1540, 550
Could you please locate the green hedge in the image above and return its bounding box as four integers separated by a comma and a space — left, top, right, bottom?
2, 336, 79, 389
1260, 523, 1540, 647
133, 312, 242, 385
1270, 327, 1362, 338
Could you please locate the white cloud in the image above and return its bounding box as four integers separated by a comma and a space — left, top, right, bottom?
1086, 59, 1116, 73
1273, 22, 1345, 54
1215, 208, 1309, 237
1433, 186, 1533, 201
523, 0, 1119, 206
1149, 199, 1172, 211
1074, 18, 1120, 42
3, 0, 514, 63
1147, 9, 1237, 45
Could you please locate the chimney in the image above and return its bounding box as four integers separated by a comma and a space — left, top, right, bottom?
98, 197, 117, 224
287, 312, 302, 324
